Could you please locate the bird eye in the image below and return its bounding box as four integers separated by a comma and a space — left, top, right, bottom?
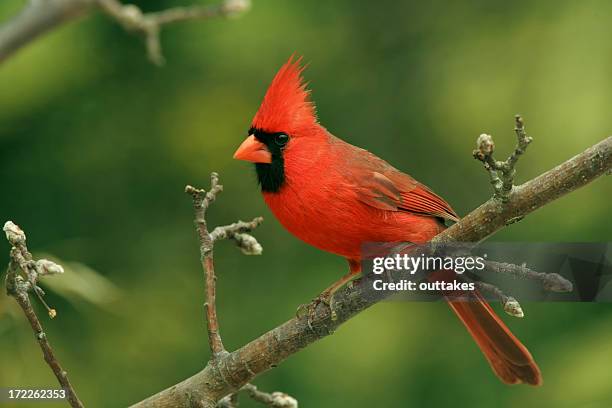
274, 133, 289, 147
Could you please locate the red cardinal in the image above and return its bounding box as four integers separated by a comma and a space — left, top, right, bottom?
233, 56, 542, 386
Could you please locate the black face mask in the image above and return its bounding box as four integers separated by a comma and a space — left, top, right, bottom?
249, 128, 290, 193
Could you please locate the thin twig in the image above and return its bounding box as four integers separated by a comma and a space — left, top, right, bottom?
185, 173, 264, 357
96, 0, 251, 65
242, 384, 298, 408
217, 392, 239, 408
217, 384, 298, 408
463, 259, 572, 318
3, 222, 84, 408
473, 280, 524, 318
384, 243, 566, 319
484, 260, 573, 292
473, 115, 533, 200
185, 174, 226, 358
211, 218, 264, 255
210, 218, 264, 242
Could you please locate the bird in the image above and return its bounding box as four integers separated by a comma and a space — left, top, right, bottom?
233, 55, 542, 386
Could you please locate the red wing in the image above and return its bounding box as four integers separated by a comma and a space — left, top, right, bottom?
398, 182, 459, 222
336, 141, 459, 222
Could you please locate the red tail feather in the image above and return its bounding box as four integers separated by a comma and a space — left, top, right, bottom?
448, 293, 542, 386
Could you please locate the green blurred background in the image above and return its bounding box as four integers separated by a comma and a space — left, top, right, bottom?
1, 1, 611, 407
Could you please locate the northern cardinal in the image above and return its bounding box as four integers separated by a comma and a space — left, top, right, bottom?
233, 56, 542, 386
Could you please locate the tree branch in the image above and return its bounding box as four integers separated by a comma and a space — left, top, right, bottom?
0, 0, 251, 65
96, 0, 251, 65
185, 174, 296, 408
3, 222, 84, 408
186, 174, 227, 358
437, 136, 611, 243
0, 0, 93, 64
484, 260, 573, 293
131, 125, 611, 406
464, 259, 574, 318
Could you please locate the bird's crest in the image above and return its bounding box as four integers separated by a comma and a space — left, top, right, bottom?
251, 55, 317, 134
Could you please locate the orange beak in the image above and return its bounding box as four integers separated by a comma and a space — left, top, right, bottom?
233, 135, 272, 163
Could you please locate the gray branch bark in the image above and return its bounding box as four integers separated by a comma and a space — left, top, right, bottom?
0, 0, 250, 65
0, 0, 93, 63
4, 222, 84, 408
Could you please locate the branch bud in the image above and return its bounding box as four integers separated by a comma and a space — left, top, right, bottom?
36, 259, 65, 276
503, 297, 524, 318
473, 133, 495, 160
269, 392, 298, 408
234, 233, 263, 255
3, 221, 26, 246
223, 0, 252, 16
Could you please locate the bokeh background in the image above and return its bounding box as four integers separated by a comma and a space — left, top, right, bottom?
1, 1, 611, 407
